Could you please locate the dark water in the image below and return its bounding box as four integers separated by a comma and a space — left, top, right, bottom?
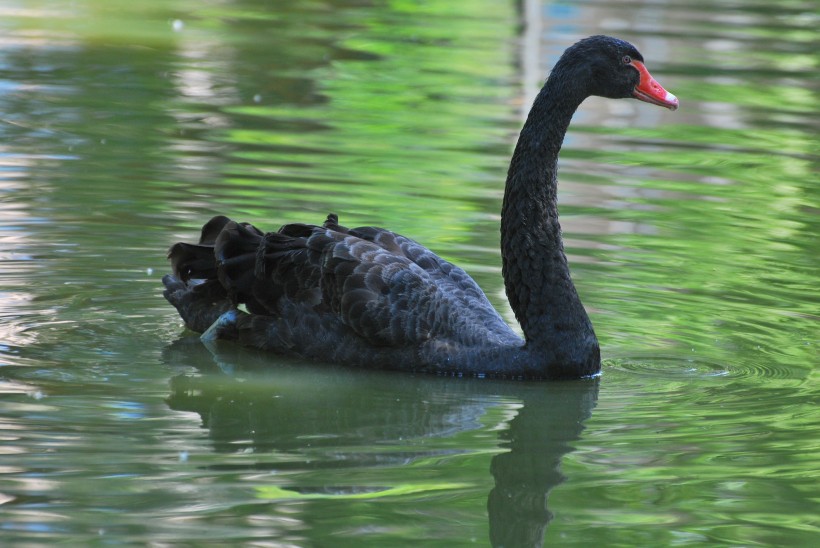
1, 0, 817, 545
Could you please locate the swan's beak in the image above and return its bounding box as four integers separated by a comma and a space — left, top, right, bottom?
630, 60, 679, 110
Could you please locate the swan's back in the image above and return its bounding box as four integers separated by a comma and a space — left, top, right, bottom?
164, 215, 519, 365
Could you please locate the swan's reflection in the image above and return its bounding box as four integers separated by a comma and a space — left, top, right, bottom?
164, 337, 598, 546
487, 375, 598, 546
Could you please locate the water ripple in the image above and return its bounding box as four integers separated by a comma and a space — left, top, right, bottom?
605, 355, 804, 381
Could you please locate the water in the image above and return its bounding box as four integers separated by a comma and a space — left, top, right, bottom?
1, 0, 817, 545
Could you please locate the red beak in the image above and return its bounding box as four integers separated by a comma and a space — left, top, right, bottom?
630, 60, 678, 110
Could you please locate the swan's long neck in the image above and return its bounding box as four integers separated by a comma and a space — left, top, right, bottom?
501, 77, 599, 368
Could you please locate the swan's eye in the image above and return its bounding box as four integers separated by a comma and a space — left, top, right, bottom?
622, 55, 632, 65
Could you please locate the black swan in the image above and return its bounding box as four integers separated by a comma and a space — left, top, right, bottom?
162, 35, 678, 380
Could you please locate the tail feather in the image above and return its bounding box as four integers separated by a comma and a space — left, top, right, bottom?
199, 215, 233, 245
213, 221, 267, 307
168, 242, 218, 281
162, 275, 233, 333
165, 213, 341, 333
167, 216, 238, 281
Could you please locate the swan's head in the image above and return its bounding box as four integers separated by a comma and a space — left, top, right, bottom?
556, 35, 679, 111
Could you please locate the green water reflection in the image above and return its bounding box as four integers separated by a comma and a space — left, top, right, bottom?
0, 0, 817, 546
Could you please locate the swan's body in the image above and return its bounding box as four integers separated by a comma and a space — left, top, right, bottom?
163, 35, 678, 379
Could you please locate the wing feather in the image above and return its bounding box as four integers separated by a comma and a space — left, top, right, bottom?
169, 213, 515, 351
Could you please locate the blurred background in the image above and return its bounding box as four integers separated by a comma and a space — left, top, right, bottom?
0, 0, 817, 545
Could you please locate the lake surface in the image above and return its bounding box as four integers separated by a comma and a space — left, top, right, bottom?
1, 0, 817, 545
